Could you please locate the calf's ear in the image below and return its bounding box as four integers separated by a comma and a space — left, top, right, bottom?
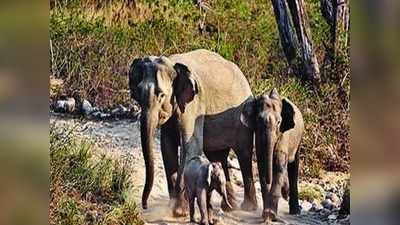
280, 98, 295, 133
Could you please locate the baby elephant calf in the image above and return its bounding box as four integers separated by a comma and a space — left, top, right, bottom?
184, 156, 232, 225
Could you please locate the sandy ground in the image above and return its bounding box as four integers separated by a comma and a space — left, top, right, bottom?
50, 114, 348, 225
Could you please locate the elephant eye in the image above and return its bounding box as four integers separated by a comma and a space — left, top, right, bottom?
157, 91, 166, 102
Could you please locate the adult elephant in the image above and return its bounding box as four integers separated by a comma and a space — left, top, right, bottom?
241, 88, 304, 221
128, 49, 257, 216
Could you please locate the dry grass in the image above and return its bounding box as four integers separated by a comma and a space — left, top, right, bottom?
49, 125, 145, 225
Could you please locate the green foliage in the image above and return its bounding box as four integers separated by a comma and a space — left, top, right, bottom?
55, 197, 85, 225
50, 126, 144, 225
50, 0, 350, 177
299, 183, 325, 202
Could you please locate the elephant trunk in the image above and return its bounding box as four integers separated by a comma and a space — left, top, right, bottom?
266, 135, 274, 192
140, 110, 157, 209
221, 185, 233, 210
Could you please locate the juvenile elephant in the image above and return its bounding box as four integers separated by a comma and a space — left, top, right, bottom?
128, 49, 257, 216
241, 88, 304, 221
184, 156, 232, 225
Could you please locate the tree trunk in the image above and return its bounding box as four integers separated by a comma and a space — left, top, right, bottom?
320, 0, 334, 26
270, 0, 298, 64
287, 0, 321, 83
334, 0, 349, 53
320, 0, 349, 58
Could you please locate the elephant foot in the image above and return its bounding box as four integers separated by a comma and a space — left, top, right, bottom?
199, 219, 209, 225
262, 209, 277, 222
172, 198, 189, 217
289, 205, 301, 215
240, 198, 258, 211
172, 204, 188, 217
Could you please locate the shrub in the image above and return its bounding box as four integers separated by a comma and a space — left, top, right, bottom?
49, 125, 144, 225
299, 183, 325, 202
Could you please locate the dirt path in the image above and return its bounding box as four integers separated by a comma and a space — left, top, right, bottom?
50, 114, 348, 225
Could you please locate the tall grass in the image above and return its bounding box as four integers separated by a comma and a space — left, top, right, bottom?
50, 0, 350, 177
49, 125, 144, 225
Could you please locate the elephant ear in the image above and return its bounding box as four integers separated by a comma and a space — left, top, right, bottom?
280, 98, 295, 133
206, 164, 213, 186
173, 63, 198, 113
269, 87, 280, 100
240, 97, 256, 130
128, 58, 145, 100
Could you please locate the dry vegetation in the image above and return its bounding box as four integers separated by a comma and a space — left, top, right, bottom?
49, 125, 145, 225
50, 0, 349, 195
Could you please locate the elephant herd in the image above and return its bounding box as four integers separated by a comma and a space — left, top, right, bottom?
128, 49, 304, 224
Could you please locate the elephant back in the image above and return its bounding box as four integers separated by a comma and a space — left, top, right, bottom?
170, 49, 253, 115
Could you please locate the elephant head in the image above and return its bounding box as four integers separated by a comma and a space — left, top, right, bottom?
240, 88, 295, 192
128, 56, 198, 209
208, 162, 233, 210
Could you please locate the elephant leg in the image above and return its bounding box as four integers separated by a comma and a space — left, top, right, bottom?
256, 142, 269, 217
173, 114, 204, 217
160, 117, 180, 199
207, 192, 214, 225
236, 147, 257, 211
188, 192, 196, 223
197, 189, 209, 225
264, 151, 287, 221
281, 172, 289, 201
204, 149, 238, 211
288, 150, 300, 215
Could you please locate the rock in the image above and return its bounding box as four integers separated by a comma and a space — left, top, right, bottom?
326, 192, 340, 205
328, 214, 337, 220
111, 105, 129, 118
319, 208, 331, 216
310, 200, 323, 212
90, 111, 111, 119
321, 199, 336, 210
300, 200, 313, 211
339, 183, 350, 216
82, 99, 93, 115
91, 111, 102, 118
99, 113, 111, 119
54, 98, 75, 113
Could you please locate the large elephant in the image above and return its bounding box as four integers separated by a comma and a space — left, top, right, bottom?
241, 88, 304, 221
128, 49, 257, 216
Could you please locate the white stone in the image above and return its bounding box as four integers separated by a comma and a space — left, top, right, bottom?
301, 200, 313, 211
82, 99, 93, 115
328, 214, 337, 220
